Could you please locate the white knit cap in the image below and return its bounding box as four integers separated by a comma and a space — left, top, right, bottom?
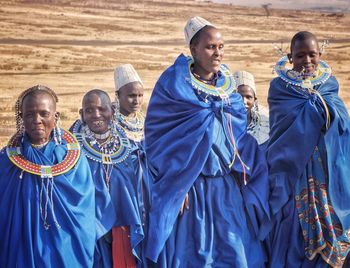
184, 16, 213, 45
114, 64, 143, 91
234, 71, 256, 94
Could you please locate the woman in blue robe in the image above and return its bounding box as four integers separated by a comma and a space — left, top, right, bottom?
114, 64, 151, 266
0, 85, 96, 267
144, 17, 270, 267
71, 89, 144, 268
266, 31, 350, 267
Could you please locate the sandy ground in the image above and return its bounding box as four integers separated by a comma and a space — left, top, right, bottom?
0, 0, 349, 146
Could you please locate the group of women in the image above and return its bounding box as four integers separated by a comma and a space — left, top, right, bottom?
1, 15, 350, 268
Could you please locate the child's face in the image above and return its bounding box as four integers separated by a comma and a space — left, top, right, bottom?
237, 85, 256, 112
290, 38, 321, 74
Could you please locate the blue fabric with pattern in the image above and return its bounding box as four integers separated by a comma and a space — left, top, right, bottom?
266, 75, 350, 267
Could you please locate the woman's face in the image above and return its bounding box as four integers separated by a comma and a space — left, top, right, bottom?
190, 27, 224, 80
81, 93, 113, 134
118, 81, 144, 117
290, 38, 321, 74
237, 85, 256, 112
21, 92, 57, 145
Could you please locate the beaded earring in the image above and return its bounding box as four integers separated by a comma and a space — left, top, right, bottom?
320, 40, 329, 54
114, 98, 120, 113
273, 42, 288, 57
54, 117, 62, 144
14, 99, 25, 138
250, 101, 261, 126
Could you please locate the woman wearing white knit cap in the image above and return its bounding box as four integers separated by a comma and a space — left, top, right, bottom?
114, 64, 145, 145
113, 63, 151, 267
143, 16, 269, 267
235, 70, 269, 146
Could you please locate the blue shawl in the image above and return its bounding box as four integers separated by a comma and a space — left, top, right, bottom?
0, 133, 96, 267
144, 54, 270, 261
267, 76, 350, 229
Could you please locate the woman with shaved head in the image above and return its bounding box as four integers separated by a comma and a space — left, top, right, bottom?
266, 31, 350, 267
143, 17, 270, 267
71, 89, 144, 268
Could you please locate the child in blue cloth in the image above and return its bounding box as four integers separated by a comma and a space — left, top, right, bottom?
266, 31, 350, 267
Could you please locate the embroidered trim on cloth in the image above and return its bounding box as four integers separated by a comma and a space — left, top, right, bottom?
295, 175, 350, 267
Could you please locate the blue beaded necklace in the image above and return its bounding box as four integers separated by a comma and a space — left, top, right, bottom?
72, 120, 131, 165
187, 56, 236, 99
274, 56, 331, 89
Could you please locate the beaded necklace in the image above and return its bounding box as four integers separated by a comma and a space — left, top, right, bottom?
31, 140, 49, 149
6, 129, 80, 230
274, 56, 332, 129
72, 120, 131, 165
117, 111, 144, 142
6, 129, 80, 178
187, 57, 236, 99
274, 56, 331, 89
191, 67, 218, 86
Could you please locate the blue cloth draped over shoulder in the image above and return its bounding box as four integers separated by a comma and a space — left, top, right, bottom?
267, 75, 350, 224
267, 76, 350, 266
144, 54, 270, 262
0, 133, 96, 267
70, 120, 144, 267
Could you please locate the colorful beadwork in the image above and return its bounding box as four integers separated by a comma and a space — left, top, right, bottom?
274, 56, 332, 89
296, 176, 350, 266
6, 129, 80, 178
117, 111, 144, 142
72, 120, 131, 165
187, 57, 236, 99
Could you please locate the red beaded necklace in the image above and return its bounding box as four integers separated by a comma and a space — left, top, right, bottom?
6, 129, 80, 178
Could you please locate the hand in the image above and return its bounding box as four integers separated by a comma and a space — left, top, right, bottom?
179, 193, 189, 215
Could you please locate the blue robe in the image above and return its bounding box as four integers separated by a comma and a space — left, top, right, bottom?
71, 121, 144, 267
130, 140, 152, 268
0, 132, 96, 267
266, 75, 350, 267
144, 54, 270, 267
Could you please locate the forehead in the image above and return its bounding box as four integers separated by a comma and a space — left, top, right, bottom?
119, 82, 144, 95
21, 92, 56, 111
83, 93, 110, 107
237, 85, 255, 96
197, 27, 223, 43
292, 37, 319, 52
